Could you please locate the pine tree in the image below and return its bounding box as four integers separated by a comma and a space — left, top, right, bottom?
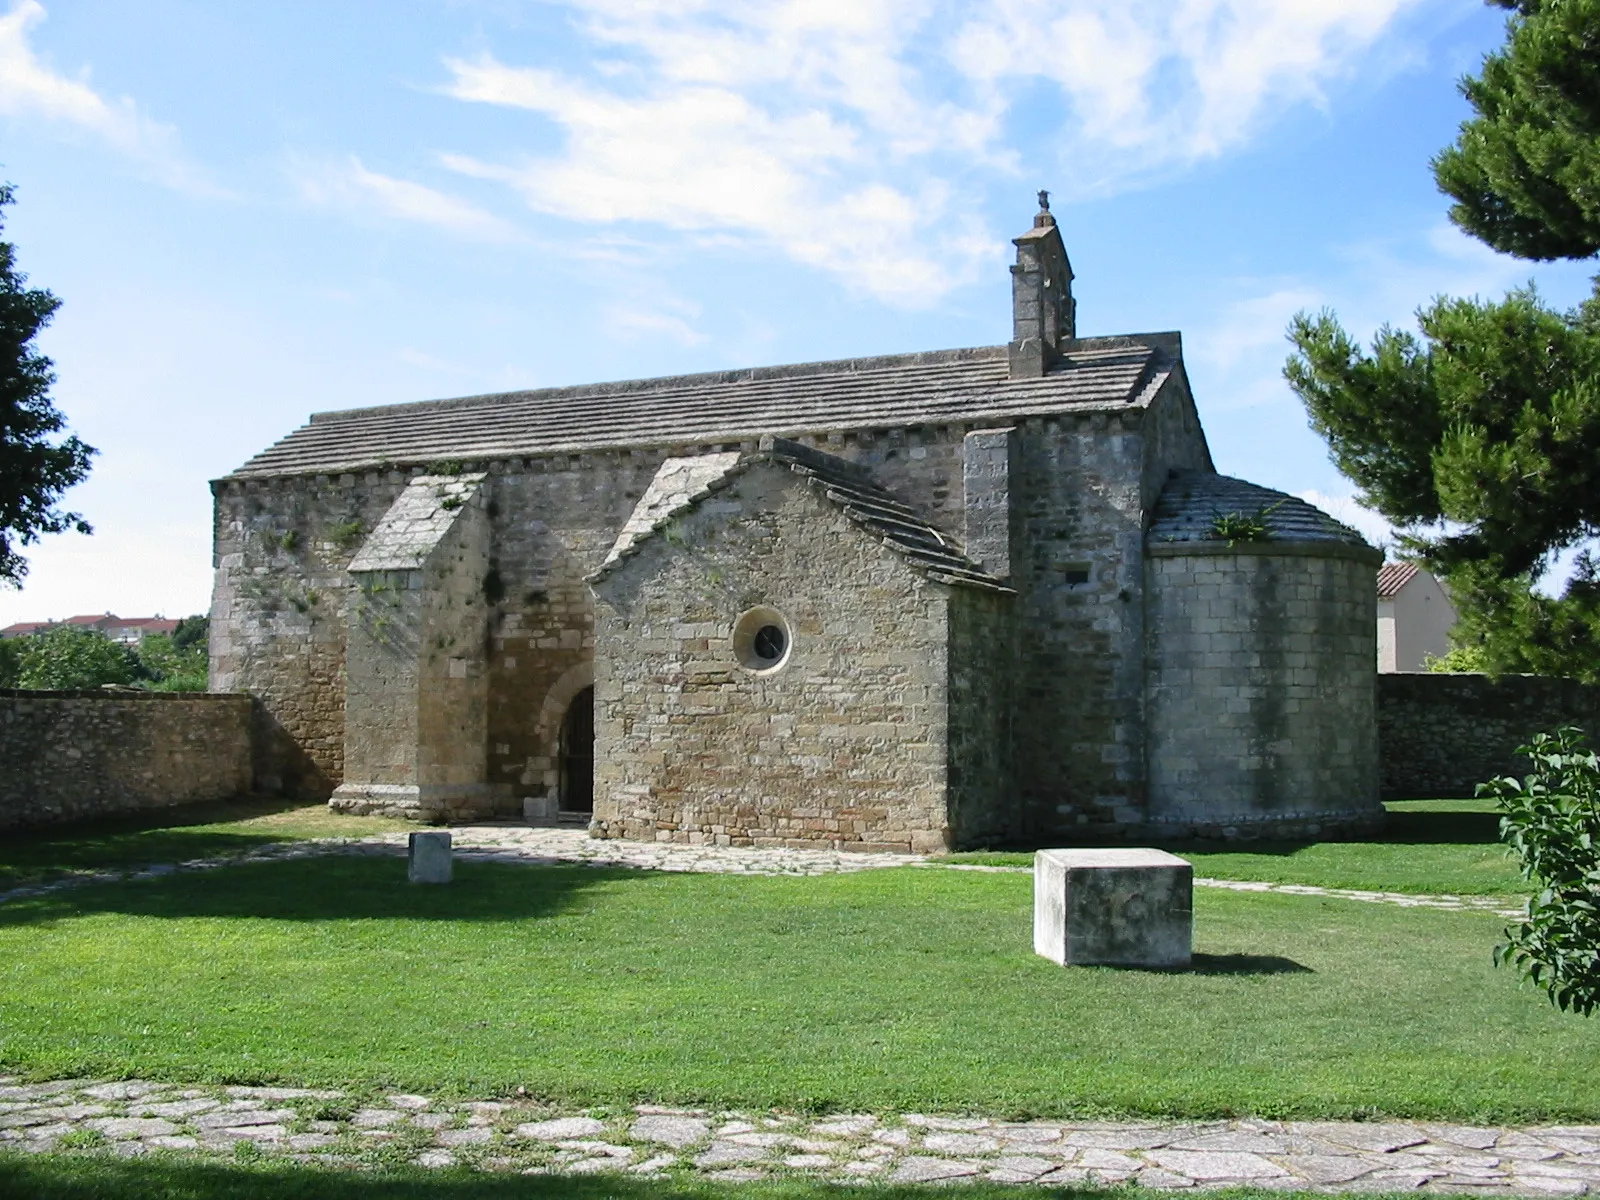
1285, 0, 1600, 681
0, 182, 94, 587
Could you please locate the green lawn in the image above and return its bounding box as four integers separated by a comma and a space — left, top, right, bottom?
0, 1156, 1145, 1200
0, 798, 414, 891
0, 855, 1589, 1123
950, 799, 1524, 896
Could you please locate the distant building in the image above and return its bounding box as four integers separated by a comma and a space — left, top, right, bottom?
0, 615, 179, 644
1377, 562, 1457, 672
0, 620, 53, 639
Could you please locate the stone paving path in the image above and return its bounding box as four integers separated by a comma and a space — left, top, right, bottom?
0, 823, 1525, 918
2, 1077, 1597, 1192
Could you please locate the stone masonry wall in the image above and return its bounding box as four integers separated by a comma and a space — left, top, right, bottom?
946, 586, 1015, 846
0, 690, 252, 830
1378, 672, 1600, 798
215, 426, 994, 809
214, 413, 1179, 828
591, 462, 959, 852
1146, 545, 1382, 837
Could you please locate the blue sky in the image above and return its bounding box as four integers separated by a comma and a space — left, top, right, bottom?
1, 0, 1595, 624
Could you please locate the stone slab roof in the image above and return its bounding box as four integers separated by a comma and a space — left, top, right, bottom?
227, 335, 1179, 480
591, 438, 1012, 593
347, 473, 485, 572
1376, 560, 1421, 599
1149, 471, 1370, 548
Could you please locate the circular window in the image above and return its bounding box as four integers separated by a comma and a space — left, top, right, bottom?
732, 606, 793, 674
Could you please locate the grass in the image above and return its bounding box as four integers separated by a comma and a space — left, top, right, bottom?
0, 797, 413, 891
0, 1157, 1156, 1200
950, 799, 1525, 896
1, 855, 1592, 1123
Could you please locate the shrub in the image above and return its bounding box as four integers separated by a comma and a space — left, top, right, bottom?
135, 632, 208, 691
1481, 727, 1600, 1015
13, 626, 139, 689
0, 636, 19, 687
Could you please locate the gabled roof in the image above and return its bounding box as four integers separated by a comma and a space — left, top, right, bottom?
227, 334, 1182, 480
1376, 560, 1421, 599
590, 438, 1012, 593
1149, 471, 1373, 548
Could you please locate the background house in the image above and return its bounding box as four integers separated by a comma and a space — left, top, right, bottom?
1377, 562, 1457, 672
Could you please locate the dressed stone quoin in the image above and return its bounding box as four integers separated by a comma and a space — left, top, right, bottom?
212, 198, 1382, 850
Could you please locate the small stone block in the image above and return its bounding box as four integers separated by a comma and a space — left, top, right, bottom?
408, 831, 452, 884
1033, 848, 1192, 967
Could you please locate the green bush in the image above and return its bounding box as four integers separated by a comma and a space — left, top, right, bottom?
0, 636, 20, 687
136, 632, 207, 691
15, 626, 139, 689
1481, 727, 1600, 1015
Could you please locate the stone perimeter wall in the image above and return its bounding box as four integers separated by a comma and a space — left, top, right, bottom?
0, 690, 253, 830
1379, 672, 1600, 799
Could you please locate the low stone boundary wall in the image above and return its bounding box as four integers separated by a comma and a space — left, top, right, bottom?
0, 689, 253, 830
1378, 672, 1600, 799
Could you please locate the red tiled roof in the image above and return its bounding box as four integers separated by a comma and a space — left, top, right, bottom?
1376, 561, 1420, 599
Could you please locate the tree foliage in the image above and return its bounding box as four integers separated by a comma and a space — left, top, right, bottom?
1483, 727, 1600, 1016
0, 182, 94, 587
1434, 0, 1600, 260
1285, 1, 1600, 680
13, 626, 138, 689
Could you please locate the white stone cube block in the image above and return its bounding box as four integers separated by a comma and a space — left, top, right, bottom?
522, 795, 558, 826
1033, 848, 1192, 967
408, 830, 453, 884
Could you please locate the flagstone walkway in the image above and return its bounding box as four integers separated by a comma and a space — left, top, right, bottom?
0, 823, 1526, 918
2, 1077, 1595, 1192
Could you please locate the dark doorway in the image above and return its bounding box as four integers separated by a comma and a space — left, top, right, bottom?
559, 686, 595, 814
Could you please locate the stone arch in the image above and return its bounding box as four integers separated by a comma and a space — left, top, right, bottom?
535, 660, 595, 745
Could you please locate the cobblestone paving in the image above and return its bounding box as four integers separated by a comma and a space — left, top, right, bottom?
0, 824, 1524, 918
2, 1078, 1597, 1192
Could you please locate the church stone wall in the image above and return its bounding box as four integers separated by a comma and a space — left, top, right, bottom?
591, 463, 958, 852
1010, 410, 1149, 836
1145, 544, 1382, 837
211, 472, 408, 797
946, 586, 1015, 846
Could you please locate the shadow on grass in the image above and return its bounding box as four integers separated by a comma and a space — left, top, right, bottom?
1188, 953, 1312, 975
0, 1156, 1117, 1199
1203, 805, 1499, 857
0, 795, 323, 890
0, 857, 627, 928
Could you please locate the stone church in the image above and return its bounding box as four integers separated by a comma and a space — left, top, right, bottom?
211, 200, 1383, 849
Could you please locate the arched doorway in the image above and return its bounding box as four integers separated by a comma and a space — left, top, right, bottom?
559, 686, 594, 814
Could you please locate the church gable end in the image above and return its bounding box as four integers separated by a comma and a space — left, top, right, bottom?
589, 444, 1009, 852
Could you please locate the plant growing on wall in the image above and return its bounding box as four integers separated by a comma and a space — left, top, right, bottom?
1209, 501, 1282, 546
1482, 727, 1600, 1016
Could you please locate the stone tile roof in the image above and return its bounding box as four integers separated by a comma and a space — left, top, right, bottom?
591, 438, 1012, 593
227, 336, 1178, 479
347, 473, 485, 572
1149, 471, 1371, 547
1376, 560, 1421, 599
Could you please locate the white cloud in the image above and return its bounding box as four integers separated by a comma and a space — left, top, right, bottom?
294, 156, 524, 243
606, 293, 707, 346
0, 0, 217, 193
429, 0, 1426, 302
953, 0, 1424, 193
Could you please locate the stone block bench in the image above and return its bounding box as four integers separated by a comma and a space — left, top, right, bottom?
1033, 848, 1192, 968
